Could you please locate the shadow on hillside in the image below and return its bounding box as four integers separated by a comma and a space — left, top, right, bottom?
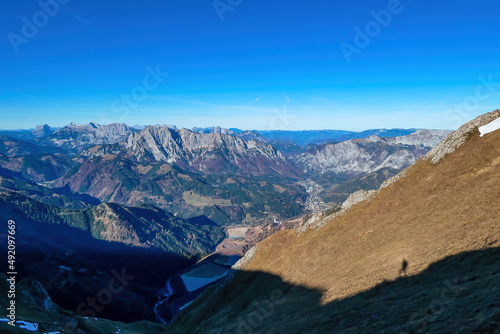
187, 215, 219, 227
172, 247, 500, 334
0, 205, 198, 323
52, 183, 102, 206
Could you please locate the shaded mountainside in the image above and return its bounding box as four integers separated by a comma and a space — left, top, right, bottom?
0, 153, 74, 183
0, 191, 224, 256
0, 175, 99, 209
168, 111, 500, 333
81, 126, 302, 177
170, 249, 500, 334
0, 272, 168, 334
0, 135, 64, 156
0, 188, 225, 329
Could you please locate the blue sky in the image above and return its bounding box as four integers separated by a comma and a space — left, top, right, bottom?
1, 0, 500, 130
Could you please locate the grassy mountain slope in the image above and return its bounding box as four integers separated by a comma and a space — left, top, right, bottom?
169, 111, 500, 333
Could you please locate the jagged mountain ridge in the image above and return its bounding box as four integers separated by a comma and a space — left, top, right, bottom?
81, 126, 302, 176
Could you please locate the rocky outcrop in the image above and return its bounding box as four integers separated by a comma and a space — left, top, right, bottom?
424, 109, 500, 164
232, 245, 259, 270
341, 189, 378, 210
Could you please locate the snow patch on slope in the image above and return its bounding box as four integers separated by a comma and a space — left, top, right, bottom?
479, 117, 500, 137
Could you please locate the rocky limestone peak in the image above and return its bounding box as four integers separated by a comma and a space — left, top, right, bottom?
357, 135, 382, 143
66, 122, 99, 130
31, 124, 54, 137
80, 124, 295, 175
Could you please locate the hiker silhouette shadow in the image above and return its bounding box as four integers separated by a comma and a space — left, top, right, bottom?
399, 259, 409, 276
175, 247, 500, 334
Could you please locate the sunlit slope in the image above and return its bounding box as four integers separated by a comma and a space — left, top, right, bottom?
170, 111, 500, 333
244, 112, 500, 301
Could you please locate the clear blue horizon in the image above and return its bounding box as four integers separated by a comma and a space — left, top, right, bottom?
1, 0, 499, 131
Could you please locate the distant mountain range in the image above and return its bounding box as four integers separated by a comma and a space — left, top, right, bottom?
1, 122, 444, 149
0, 122, 451, 226
35, 122, 138, 153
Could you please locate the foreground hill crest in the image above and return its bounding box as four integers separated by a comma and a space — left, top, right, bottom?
424, 109, 500, 164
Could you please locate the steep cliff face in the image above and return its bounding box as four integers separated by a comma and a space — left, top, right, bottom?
169, 111, 500, 334
82, 126, 302, 176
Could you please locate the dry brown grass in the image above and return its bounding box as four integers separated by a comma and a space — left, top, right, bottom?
168, 124, 500, 334
244, 127, 500, 303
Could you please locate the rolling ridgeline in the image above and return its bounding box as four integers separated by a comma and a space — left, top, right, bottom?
2, 115, 496, 332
